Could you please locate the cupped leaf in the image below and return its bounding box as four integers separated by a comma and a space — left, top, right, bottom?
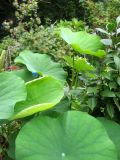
98, 118, 120, 160
16, 111, 117, 160
11, 76, 64, 119
64, 56, 95, 72
61, 28, 106, 58
0, 72, 27, 119
10, 68, 35, 82
15, 50, 67, 84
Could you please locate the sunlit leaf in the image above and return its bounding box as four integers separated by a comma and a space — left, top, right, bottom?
15, 50, 67, 84
64, 56, 95, 72
61, 28, 106, 58
11, 76, 64, 119
0, 72, 27, 119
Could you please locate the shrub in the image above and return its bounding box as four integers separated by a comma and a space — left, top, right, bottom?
84, 0, 120, 27
60, 16, 120, 121
0, 19, 85, 70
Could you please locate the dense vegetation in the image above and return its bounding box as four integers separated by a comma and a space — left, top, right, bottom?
0, 0, 120, 160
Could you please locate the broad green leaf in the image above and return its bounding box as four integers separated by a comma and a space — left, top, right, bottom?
85, 71, 98, 78
61, 28, 106, 58
0, 72, 27, 119
64, 56, 95, 72
107, 104, 115, 118
87, 97, 97, 111
98, 118, 120, 160
15, 50, 67, 84
11, 76, 64, 119
87, 87, 98, 94
16, 111, 117, 160
101, 89, 116, 97
114, 55, 120, 71
10, 68, 35, 82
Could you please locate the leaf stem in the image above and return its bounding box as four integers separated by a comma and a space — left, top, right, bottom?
71, 55, 75, 87
75, 72, 79, 88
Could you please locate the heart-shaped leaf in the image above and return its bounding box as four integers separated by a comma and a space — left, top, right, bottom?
16, 111, 117, 160
0, 72, 27, 119
87, 97, 97, 111
61, 28, 106, 58
98, 118, 120, 160
11, 76, 64, 119
15, 50, 67, 84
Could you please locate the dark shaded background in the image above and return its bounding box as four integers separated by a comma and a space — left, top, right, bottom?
0, 0, 86, 38
0, 0, 15, 23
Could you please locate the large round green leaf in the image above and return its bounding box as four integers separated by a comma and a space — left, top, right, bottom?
98, 117, 120, 160
11, 76, 64, 119
16, 111, 117, 160
61, 28, 106, 58
0, 72, 27, 119
15, 50, 67, 84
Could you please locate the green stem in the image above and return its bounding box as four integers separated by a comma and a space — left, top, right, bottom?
75, 72, 79, 88
71, 55, 75, 87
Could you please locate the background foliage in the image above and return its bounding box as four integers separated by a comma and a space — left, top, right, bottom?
0, 0, 120, 37
0, 0, 120, 159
